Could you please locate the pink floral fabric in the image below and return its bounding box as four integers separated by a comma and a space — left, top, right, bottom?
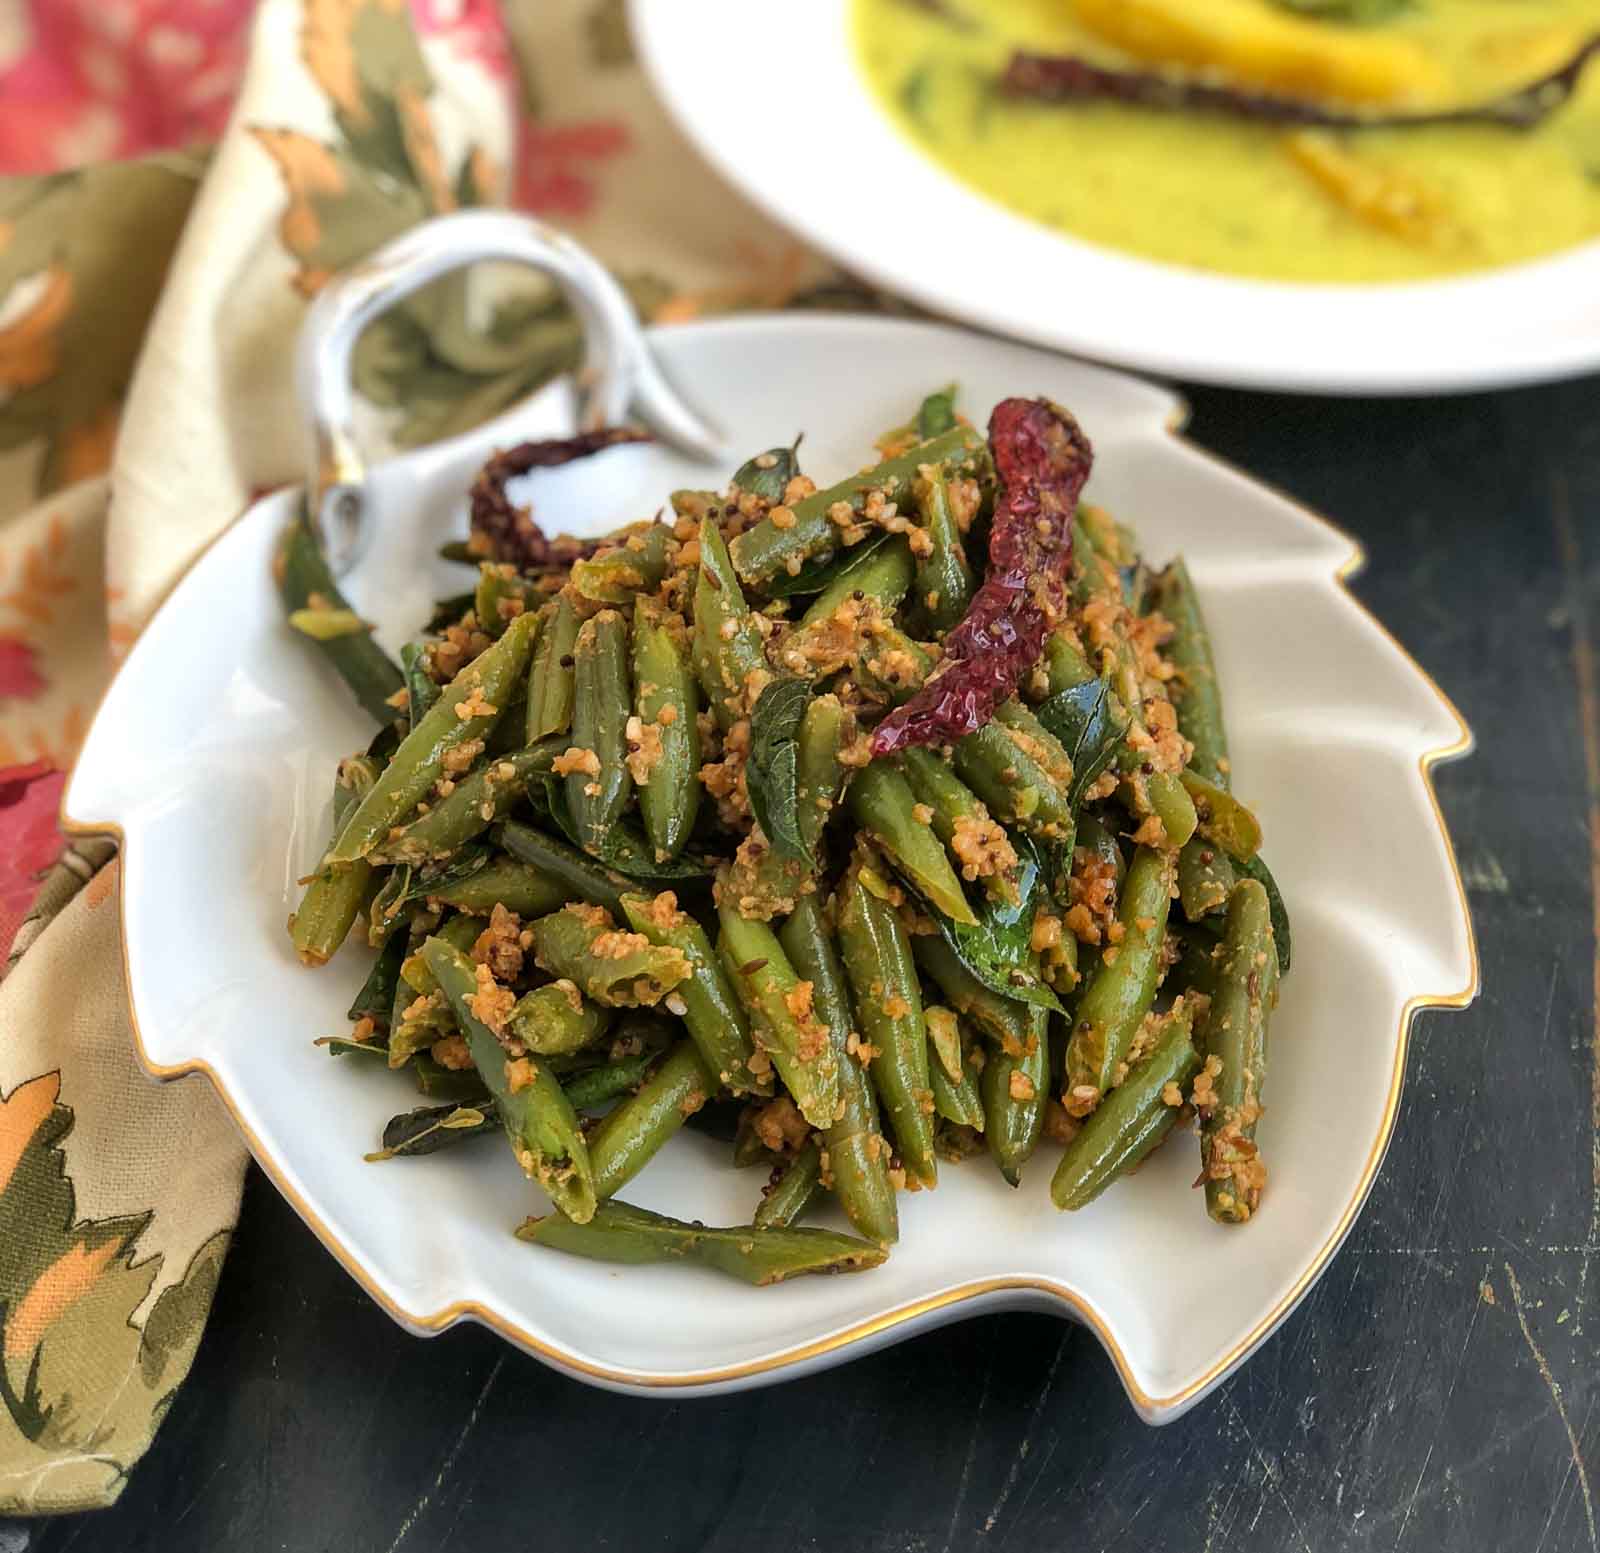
0, 1, 252, 173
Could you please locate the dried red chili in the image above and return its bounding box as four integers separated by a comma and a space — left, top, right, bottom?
871, 398, 1091, 756
469, 427, 650, 571
1002, 36, 1600, 134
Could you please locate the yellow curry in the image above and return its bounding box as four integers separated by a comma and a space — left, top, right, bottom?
853, 0, 1600, 282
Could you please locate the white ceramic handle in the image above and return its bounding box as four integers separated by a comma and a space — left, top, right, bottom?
296, 209, 721, 573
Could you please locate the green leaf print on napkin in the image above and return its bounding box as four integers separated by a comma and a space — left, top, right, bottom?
0, 1071, 230, 1511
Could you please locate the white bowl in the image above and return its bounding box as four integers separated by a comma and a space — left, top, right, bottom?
65, 315, 1477, 1420
630, 0, 1600, 396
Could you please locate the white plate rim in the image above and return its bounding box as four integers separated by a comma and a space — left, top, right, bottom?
628, 0, 1600, 395
60, 312, 1482, 1415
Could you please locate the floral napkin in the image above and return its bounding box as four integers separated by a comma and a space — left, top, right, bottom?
0, 0, 870, 1512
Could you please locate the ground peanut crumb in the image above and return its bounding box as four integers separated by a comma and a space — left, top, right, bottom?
552, 746, 601, 778
430, 1035, 473, 1070
1043, 1100, 1080, 1146
454, 685, 497, 721
467, 962, 515, 1035
753, 1096, 810, 1154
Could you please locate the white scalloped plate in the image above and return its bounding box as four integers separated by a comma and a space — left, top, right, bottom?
65, 316, 1477, 1420
630, 0, 1600, 395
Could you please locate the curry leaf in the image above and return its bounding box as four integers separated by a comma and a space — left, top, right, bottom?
732, 441, 801, 504
1036, 677, 1128, 809
372, 1102, 498, 1160
892, 833, 1063, 1013
746, 678, 814, 866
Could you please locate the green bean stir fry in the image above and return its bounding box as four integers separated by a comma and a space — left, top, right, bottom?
283, 386, 1290, 1286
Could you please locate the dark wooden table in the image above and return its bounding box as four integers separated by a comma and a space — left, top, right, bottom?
11, 376, 1599, 1553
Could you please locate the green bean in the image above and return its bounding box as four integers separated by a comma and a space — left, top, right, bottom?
797, 537, 914, 629
399, 912, 483, 1001
495, 820, 632, 916
929, 1018, 986, 1132
694, 517, 770, 731
371, 741, 559, 864
290, 858, 372, 967
529, 903, 692, 1007
717, 904, 841, 1130
911, 466, 974, 635
1177, 836, 1236, 922
291, 753, 387, 966
856, 628, 936, 706
620, 892, 764, 1094
837, 869, 937, 1188
847, 761, 977, 925
526, 594, 580, 742
982, 1003, 1049, 1185
898, 747, 1014, 900
567, 609, 633, 854
1235, 851, 1291, 974
507, 980, 612, 1056
430, 858, 569, 918
561, 1052, 654, 1110
421, 936, 595, 1222
925, 1004, 964, 1081
1044, 630, 1095, 693
1064, 846, 1176, 1103
400, 641, 441, 727
796, 694, 850, 864
632, 599, 701, 861
1199, 880, 1279, 1224
1180, 770, 1262, 861
952, 703, 1074, 839
516, 1199, 887, 1285
1051, 999, 1201, 1211
1142, 771, 1198, 850
329, 610, 537, 863
570, 521, 676, 604
370, 1101, 497, 1160
754, 1139, 824, 1229
1072, 525, 1199, 849
473, 564, 540, 639
779, 894, 899, 1246
589, 1040, 717, 1200
731, 424, 985, 588
276, 513, 404, 723
1150, 558, 1227, 786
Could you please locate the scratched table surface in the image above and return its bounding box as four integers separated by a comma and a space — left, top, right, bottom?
7, 375, 1599, 1553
